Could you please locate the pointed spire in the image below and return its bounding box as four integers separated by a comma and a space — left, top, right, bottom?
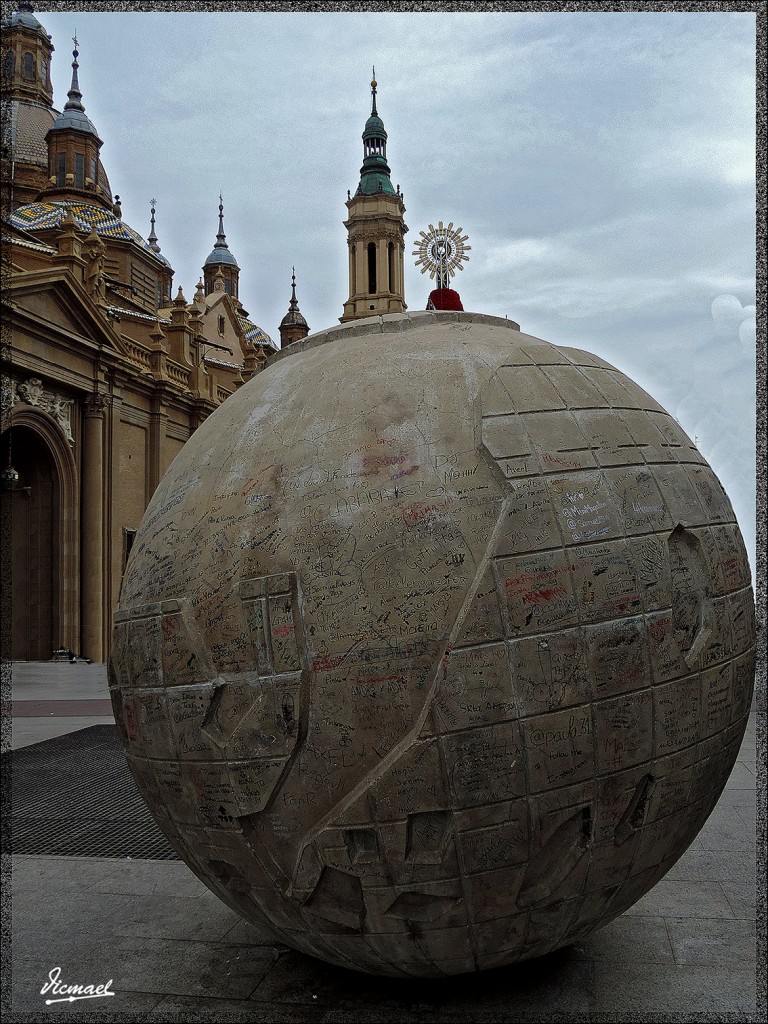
148, 198, 161, 253
214, 194, 229, 250
65, 33, 85, 113
50, 32, 100, 139
289, 266, 299, 311
371, 65, 377, 116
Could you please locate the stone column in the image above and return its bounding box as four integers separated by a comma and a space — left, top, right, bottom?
348, 243, 356, 298
377, 239, 390, 295
356, 241, 368, 300
401, 242, 407, 307
149, 391, 168, 496
81, 393, 108, 661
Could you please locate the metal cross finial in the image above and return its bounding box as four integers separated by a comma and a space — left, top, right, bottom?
413, 221, 471, 289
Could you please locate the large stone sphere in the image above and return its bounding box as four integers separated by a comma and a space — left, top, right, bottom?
111, 312, 755, 977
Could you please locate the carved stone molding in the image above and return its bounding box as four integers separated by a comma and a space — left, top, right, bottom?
3, 375, 75, 443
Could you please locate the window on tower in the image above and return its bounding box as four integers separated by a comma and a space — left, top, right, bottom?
56, 152, 66, 186
22, 52, 35, 80
3, 51, 15, 80
74, 153, 85, 188
368, 242, 377, 294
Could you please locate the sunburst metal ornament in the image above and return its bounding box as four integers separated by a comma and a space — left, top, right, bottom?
413, 221, 471, 290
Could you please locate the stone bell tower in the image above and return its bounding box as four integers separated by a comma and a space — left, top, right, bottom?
340, 72, 407, 323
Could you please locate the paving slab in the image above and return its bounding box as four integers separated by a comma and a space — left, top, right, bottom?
568, 914, 676, 964
695, 806, 757, 851
592, 961, 757, 1017
620, 878, 739, 920
720, 877, 758, 919
723, 761, 757, 789
665, 918, 757, 966
662, 848, 756, 883
153, 995, 328, 1022
12, 717, 115, 748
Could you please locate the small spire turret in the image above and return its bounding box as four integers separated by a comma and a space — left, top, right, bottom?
203, 195, 239, 298
279, 267, 309, 347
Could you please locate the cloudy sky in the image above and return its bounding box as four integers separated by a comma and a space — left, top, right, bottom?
32, 4, 759, 572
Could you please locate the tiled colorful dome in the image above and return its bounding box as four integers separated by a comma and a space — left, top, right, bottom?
236, 313, 276, 351
8, 201, 166, 263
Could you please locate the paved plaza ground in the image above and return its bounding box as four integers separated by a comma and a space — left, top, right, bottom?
3, 661, 764, 1022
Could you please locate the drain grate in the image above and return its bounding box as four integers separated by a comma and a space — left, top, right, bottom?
7, 725, 179, 860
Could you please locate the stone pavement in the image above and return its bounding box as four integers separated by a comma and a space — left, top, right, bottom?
4, 662, 764, 1022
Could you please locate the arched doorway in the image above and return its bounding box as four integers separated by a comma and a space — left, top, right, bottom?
1, 425, 58, 660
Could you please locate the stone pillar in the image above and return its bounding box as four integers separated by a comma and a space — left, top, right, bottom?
356, 241, 368, 299
81, 393, 107, 661
348, 244, 356, 298
377, 239, 389, 294
149, 390, 169, 496
395, 240, 405, 303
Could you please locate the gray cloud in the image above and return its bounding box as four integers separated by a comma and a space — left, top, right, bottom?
34, 7, 758, 573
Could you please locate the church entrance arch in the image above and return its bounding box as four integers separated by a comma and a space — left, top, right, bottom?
1, 411, 78, 661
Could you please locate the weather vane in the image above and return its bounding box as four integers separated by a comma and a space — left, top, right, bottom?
412, 221, 471, 290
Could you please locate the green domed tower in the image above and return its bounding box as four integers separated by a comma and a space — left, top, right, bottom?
340, 72, 407, 322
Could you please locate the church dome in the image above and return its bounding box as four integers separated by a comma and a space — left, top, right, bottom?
4, 99, 56, 168
51, 104, 99, 137
204, 196, 239, 267
279, 270, 308, 331
280, 307, 308, 329
363, 114, 387, 140
8, 200, 167, 263
6, 5, 48, 35
236, 312, 277, 351
204, 246, 239, 267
